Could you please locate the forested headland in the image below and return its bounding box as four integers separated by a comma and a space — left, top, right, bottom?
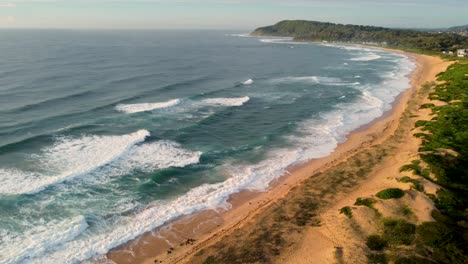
252, 20, 468, 53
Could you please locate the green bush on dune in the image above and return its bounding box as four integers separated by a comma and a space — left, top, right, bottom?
376, 188, 405, 199
366, 235, 387, 250
395, 256, 433, 264
398, 176, 424, 192
339, 206, 353, 218
354, 197, 376, 208
382, 219, 416, 245
367, 253, 388, 264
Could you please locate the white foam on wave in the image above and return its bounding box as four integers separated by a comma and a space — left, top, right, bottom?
0, 141, 202, 263
350, 54, 382, 61
0, 130, 149, 195
0, 130, 202, 195
110, 140, 202, 174
259, 38, 308, 45
319, 43, 383, 62
0, 215, 88, 264
243, 79, 253, 85
115, 99, 180, 114
273, 76, 359, 86
201, 96, 250, 107
228, 33, 252, 37
320, 43, 376, 52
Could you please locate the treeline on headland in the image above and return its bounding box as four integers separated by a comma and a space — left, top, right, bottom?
251, 20, 468, 52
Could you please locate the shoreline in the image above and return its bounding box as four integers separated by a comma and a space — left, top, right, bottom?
107, 48, 447, 264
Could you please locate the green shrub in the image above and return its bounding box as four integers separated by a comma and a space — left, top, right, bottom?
354, 197, 376, 208
367, 253, 388, 264
416, 221, 452, 247
399, 205, 414, 217
382, 219, 416, 245
415, 120, 429, 127
339, 206, 352, 218
366, 235, 387, 250
398, 176, 424, 192
395, 256, 432, 264
432, 242, 467, 264
420, 103, 435, 109
400, 160, 423, 175
376, 188, 405, 199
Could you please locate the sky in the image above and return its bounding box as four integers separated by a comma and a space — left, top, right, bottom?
0, 0, 467, 29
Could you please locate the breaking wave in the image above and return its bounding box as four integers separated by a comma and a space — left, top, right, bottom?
201, 96, 250, 107
0, 130, 201, 195
115, 99, 180, 114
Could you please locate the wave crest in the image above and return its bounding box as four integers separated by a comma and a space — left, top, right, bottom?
243, 79, 253, 85
115, 99, 180, 114
273, 76, 359, 86
0, 215, 88, 264
201, 96, 250, 107
350, 54, 381, 61
0, 132, 202, 195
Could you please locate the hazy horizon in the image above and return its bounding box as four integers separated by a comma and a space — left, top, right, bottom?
0, 0, 467, 30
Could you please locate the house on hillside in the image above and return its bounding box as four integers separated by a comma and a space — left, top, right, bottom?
457, 49, 468, 57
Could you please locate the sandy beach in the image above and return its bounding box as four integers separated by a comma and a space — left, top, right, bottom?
108, 50, 451, 264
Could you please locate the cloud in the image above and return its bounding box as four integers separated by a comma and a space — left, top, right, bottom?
0, 2, 16, 7
0, 15, 15, 25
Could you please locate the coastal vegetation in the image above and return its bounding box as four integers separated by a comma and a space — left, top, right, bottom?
354, 197, 376, 208
401, 61, 468, 264
252, 20, 468, 53
398, 176, 424, 192
375, 188, 405, 199
190, 138, 393, 263
340, 206, 353, 218
366, 235, 387, 251
362, 60, 468, 263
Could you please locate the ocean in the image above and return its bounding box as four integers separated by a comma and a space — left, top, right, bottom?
0, 30, 414, 263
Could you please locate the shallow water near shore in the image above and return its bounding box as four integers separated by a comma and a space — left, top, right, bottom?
0, 30, 414, 263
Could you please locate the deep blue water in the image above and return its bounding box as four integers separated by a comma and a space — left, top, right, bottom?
0, 30, 414, 263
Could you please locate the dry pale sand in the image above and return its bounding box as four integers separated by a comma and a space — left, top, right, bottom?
107, 51, 451, 264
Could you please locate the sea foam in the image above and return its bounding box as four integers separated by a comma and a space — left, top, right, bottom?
243, 79, 253, 85
350, 54, 382, 61
0, 216, 88, 264
0, 130, 200, 195
259, 38, 308, 45
115, 99, 180, 114
273, 76, 359, 86
201, 96, 250, 107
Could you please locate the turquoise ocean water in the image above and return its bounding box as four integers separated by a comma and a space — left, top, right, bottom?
0, 30, 414, 263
